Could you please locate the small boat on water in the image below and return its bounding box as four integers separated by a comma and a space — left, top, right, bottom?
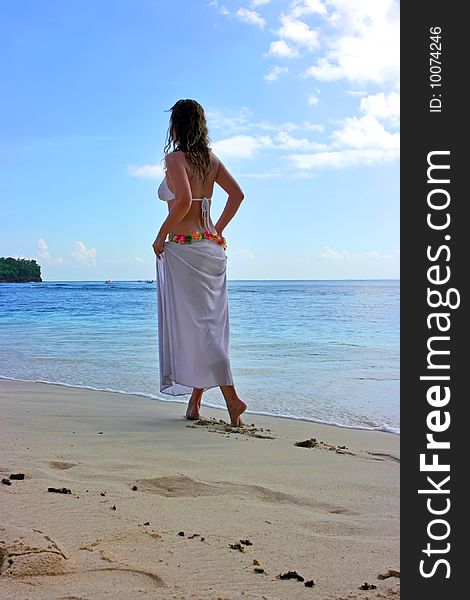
145, 279, 154, 283
105, 280, 113, 284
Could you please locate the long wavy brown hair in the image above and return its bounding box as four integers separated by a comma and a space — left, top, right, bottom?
162, 99, 213, 182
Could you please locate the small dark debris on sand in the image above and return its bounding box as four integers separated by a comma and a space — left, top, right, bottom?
229, 542, 245, 552
143, 521, 150, 526
10, 473, 25, 480
101, 492, 106, 496
187, 417, 275, 439
294, 438, 353, 454
294, 438, 319, 448
254, 566, 265, 573
278, 571, 305, 582
131, 485, 138, 491
304, 579, 315, 587
240, 539, 253, 546
1, 478, 12, 485
378, 568, 400, 580
359, 582, 377, 590
110, 504, 117, 510
178, 531, 185, 536
48, 487, 72, 494
187, 533, 200, 539
98, 431, 104, 434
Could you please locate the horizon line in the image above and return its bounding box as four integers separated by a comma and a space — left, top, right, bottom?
35, 277, 401, 282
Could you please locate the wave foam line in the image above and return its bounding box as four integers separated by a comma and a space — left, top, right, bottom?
0, 374, 399, 435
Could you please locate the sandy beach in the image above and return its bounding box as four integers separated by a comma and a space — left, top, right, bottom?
0, 378, 399, 599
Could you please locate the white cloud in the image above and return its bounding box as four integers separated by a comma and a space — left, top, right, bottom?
274, 131, 326, 151
359, 91, 400, 123
207, 0, 229, 16
321, 246, 349, 260
308, 94, 319, 105
36, 238, 64, 264
277, 14, 320, 51
236, 8, 266, 28
290, 0, 328, 18
240, 169, 287, 178
133, 257, 144, 263
302, 120, 325, 132
301, 0, 400, 84
256, 120, 298, 132
206, 106, 253, 133
266, 39, 299, 58
250, 0, 271, 6
264, 65, 289, 81
241, 167, 317, 179
287, 147, 398, 169
128, 164, 164, 179
211, 134, 273, 159
211, 130, 325, 160
206, 108, 323, 135
320, 245, 398, 261
347, 89, 368, 96
207, 108, 301, 135
72, 241, 96, 266
332, 115, 399, 150
284, 108, 399, 171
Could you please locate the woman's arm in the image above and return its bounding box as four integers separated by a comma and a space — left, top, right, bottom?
213, 158, 244, 235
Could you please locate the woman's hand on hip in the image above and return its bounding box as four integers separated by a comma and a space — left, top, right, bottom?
153, 234, 166, 259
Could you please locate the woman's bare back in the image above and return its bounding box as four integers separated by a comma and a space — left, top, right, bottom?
165, 151, 219, 235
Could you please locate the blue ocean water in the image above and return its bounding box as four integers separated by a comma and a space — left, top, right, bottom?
0, 280, 399, 433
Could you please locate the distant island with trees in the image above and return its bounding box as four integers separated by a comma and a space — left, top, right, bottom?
0, 257, 42, 282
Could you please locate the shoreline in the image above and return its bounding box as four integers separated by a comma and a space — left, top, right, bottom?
0, 378, 399, 598
0, 375, 400, 436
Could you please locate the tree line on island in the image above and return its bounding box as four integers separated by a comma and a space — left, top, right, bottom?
0, 257, 42, 282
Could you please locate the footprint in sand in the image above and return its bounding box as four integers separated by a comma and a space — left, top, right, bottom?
1, 527, 164, 598
0, 524, 68, 577
135, 474, 358, 516
49, 461, 78, 470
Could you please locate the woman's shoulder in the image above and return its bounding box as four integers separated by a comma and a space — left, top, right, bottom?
166, 149, 220, 178
167, 148, 215, 160
165, 150, 185, 168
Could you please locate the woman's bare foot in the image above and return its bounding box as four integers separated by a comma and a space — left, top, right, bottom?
185, 404, 200, 420
185, 388, 203, 420
226, 398, 247, 427
220, 385, 247, 427
228, 399, 246, 427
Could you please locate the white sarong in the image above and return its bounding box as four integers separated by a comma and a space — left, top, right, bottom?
156, 239, 234, 395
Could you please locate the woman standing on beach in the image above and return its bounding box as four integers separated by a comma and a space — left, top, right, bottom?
152, 99, 246, 426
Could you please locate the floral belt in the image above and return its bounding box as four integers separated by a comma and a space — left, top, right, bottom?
169, 230, 227, 250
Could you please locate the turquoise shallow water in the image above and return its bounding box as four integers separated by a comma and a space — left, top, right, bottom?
0, 279, 399, 433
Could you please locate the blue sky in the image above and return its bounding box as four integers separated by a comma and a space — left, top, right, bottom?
1, 0, 399, 280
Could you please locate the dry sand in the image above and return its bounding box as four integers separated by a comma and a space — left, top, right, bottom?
0, 378, 399, 599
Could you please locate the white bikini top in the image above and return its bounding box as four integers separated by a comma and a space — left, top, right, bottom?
157, 176, 214, 232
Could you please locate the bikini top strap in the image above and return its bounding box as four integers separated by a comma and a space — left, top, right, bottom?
201, 198, 210, 231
